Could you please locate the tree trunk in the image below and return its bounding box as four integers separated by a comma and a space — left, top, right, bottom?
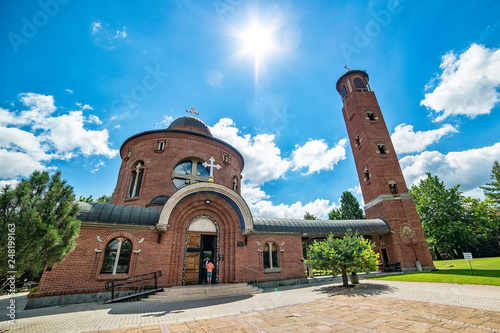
433, 246, 443, 260
341, 269, 349, 287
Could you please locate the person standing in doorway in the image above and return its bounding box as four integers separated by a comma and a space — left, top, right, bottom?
206, 260, 215, 285
202, 257, 209, 283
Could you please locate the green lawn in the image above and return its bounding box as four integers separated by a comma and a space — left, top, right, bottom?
368, 257, 500, 286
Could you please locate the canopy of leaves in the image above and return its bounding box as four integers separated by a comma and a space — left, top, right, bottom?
0, 171, 81, 280
79, 194, 112, 204
481, 161, 500, 207
304, 212, 317, 220
329, 191, 365, 220
305, 230, 378, 286
410, 173, 476, 256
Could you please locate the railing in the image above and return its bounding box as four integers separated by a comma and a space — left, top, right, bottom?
104, 271, 162, 303
241, 265, 260, 288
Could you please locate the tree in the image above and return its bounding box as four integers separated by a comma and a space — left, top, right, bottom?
0, 171, 81, 281
79, 194, 112, 204
305, 230, 379, 286
304, 212, 316, 220
410, 173, 476, 258
328, 191, 365, 220
481, 161, 500, 207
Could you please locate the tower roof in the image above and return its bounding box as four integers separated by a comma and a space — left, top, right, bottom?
167, 116, 212, 136
336, 70, 369, 92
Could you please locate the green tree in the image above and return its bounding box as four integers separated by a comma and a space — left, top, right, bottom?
305, 230, 379, 286
0, 171, 81, 281
79, 194, 112, 204
304, 212, 317, 220
481, 161, 500, 207
410, 173, 476, 259
328, 191, 365, 220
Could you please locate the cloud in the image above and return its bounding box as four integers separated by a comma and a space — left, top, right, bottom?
291, 138, 347, 174
400, 142, 500, 196
211, 118, 349, 219
241, 182, 338, 219
92, 22, 102, 34
91, 22, 127, 50
76, 102, 93, 110
87, 114, 102, 125
155, 114, 173, 128
0, 93, 118, 183
421, 44, 500, 121
65, 89, 74, 94
211, 118, 292, 185
391, 123, 458, 154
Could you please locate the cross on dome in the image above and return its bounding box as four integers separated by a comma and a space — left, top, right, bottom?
186, 107, 199, 116
202, 157, 221, 182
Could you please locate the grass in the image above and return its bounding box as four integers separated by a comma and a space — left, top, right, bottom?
368, 257, 500, 286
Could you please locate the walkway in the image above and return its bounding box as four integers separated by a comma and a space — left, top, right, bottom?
1, 279, 499, 332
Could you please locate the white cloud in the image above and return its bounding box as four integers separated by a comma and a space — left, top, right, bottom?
155, 114, 173, 128
400, 142, 500, 196
391, 123, 458, 154
0, 179, 20, 189
65, 89, 74, 94
211, 118, 292, 185
87, 114, 102, 124
0, 93, 118, 183
76, 102, 93, 110
242, 182, 337, 219
90, 160, 105, 173
291, 138, 347, 174
92, 22, 102, 34
421, 44, 500, 121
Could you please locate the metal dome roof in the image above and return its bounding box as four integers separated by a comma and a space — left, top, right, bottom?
168, 116, 211, 136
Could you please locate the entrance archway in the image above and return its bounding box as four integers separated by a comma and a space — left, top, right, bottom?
183, 216, 220, 285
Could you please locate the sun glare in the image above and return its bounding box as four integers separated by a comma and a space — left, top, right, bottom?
241, 25, 275, 58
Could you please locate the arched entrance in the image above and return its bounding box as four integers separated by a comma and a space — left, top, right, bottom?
183, 216, 219, 285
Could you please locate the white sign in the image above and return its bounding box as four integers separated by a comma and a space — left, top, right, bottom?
463, 252, 473, 260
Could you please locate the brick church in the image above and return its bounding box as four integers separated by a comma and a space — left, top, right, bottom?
29, 70, 434, 307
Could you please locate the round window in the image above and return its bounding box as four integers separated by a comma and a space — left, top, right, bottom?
172, 158, 210, 189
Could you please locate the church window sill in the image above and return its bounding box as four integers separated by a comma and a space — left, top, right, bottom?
264, 268, 283, 274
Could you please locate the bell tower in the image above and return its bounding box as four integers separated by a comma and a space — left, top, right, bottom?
336, 70, 434, 271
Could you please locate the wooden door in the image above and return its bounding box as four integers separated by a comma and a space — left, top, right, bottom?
185, 252, 200, 285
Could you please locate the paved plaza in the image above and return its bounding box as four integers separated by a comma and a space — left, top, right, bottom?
1, 279, 499, 332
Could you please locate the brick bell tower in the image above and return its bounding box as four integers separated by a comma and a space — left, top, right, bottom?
336, 69, 434, 271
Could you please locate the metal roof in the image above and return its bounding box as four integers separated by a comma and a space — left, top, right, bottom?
146, 195, 170, 207
168, 116, 211, 135
77, 202, 161, 226
252, 217, 391, 236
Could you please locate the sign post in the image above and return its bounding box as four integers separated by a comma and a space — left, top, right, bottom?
463, 252, 474, 276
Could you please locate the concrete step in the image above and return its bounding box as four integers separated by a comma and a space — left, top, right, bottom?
142, 283, 262, 303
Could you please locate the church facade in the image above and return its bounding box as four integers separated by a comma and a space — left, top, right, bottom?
29, 70, 434, 307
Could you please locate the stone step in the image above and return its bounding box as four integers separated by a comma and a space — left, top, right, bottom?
142, 283, 262, 303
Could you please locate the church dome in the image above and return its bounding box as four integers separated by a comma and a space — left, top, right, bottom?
168, 116, 212, 136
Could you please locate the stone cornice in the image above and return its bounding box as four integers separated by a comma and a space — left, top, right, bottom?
364, 193, 413, 210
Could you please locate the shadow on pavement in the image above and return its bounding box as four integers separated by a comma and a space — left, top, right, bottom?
317, 282, 397, 297
0, 294, 253, 321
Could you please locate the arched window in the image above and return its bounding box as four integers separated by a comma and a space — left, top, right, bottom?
172, 158, 210, 189
363, 166, 371, 181
263, 242, 279, 269
341, 85, 347, 101
354, 77, 367, 90
101, 238, 132, 274
128, 161, 144, 198
233, 176, 238, 192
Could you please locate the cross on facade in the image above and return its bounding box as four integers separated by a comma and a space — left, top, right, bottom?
186, 107, 199, 116
202, 157, 221, 182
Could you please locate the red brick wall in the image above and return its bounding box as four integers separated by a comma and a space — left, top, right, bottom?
111, 130, 244, 208
37, 193, 306, 296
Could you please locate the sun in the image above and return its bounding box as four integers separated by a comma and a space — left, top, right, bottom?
241, 24, 276, 59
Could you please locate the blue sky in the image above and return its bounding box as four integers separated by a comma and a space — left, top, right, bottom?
1, 0, 500, 218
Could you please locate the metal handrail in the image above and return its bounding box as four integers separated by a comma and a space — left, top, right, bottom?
105, 271, 162, 302
241, 265, 259, 288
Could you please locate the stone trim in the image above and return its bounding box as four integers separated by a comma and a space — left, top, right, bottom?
364, 193, 413, 210
159, 182, 253, 231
